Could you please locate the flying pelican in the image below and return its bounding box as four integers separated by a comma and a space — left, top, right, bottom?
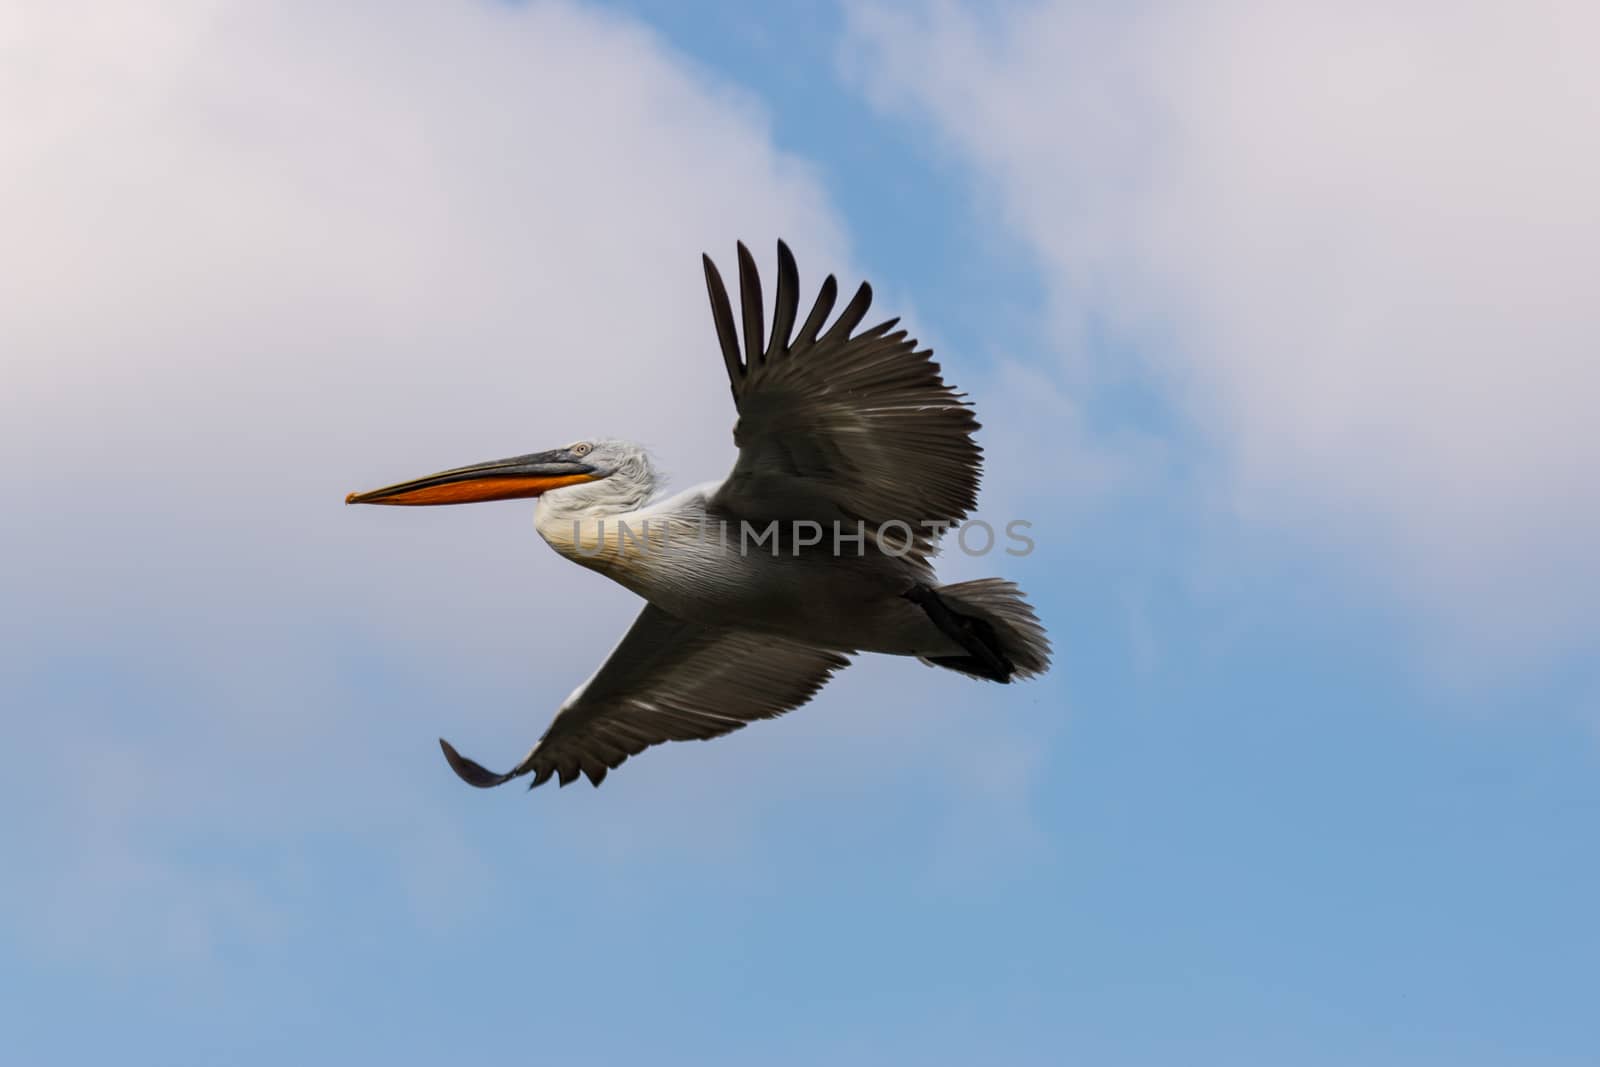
347, 241, 1051, 791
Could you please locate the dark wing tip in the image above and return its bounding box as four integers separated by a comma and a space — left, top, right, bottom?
703, 251, 745, 385
768, 239, 800, 359
735, 241, 765, 366
438, 737, 516, 789
822, 279, 873, 343
796, 273, 839, 347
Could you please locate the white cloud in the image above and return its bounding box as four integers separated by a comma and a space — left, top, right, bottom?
848, 0, 1600, 671
0, 0, 854, 688
0, 0, 1054, 965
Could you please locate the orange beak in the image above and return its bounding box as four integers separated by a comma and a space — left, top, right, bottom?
345, 449, 600, 506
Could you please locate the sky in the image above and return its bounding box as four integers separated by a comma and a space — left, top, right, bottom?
2, 1, 1597, 1064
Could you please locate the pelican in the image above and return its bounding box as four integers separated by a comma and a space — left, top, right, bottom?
348, 241, 1051, 791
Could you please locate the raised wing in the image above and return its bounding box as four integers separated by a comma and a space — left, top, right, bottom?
702, 240, 982, 561
439, 604, 851, 790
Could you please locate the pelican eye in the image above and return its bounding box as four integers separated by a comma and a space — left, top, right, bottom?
571, 442, 593, 457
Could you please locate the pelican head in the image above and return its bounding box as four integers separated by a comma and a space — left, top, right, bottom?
346, 438, 656, 513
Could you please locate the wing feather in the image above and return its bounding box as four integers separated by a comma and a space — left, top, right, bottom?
705, 240, 982, 561
702, 253, 744, 388
736, 241, 765, 367
768, 240, 800, 359
795, 272, 838, 349
439, 604, 851, 790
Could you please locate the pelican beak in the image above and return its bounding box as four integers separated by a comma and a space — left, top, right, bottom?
345, 449, 600, 506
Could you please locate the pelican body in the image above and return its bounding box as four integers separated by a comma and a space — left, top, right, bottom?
349, 241, 1050, 791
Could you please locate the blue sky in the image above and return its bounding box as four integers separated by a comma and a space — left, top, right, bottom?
3, 2, 1598, 1064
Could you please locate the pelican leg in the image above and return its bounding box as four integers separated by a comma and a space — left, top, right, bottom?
903, 583, 1015, 682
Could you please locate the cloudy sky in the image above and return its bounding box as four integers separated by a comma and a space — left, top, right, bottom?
3, 1, 1597, 1063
